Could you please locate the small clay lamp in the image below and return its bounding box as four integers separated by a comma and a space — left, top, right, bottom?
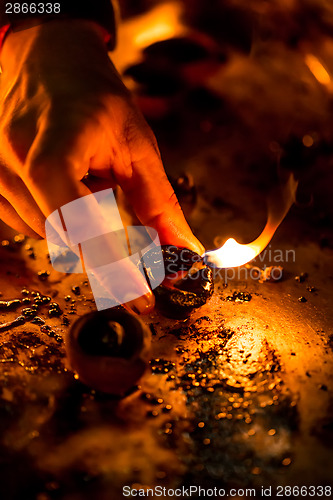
141, 245, 214, 318
65, 308, 151, 395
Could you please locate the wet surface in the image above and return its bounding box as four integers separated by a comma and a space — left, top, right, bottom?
0, 178, 332, 500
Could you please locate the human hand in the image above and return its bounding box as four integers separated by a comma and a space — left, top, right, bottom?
0, 19, 204, 312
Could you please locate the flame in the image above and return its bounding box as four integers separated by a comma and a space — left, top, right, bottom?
205, 238, 257, 268
204, 173, 298, 268
305, 54, 331, 86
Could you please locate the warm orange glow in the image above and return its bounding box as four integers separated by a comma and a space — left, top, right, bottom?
204, 224, 275, 268
205, 174, 298, 268
133, 4, 184, 49
113, 2, 187, 75
302, 134, 314, 147
305, 54, 331, 86
205, 238, 258, 268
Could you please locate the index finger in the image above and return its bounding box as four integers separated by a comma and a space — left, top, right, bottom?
115, 129, 205, 256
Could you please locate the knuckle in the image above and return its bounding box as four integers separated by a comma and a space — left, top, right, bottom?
122, 110, 160, 157
25, 155, 58, 185
0, 111, 37, 162
3, 116, 24, 141
25, 158, 47, 184
168, 191, 181, 210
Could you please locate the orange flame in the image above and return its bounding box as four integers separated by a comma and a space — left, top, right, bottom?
204, 173, 298, 268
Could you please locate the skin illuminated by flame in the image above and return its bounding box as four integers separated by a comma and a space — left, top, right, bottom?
204, 173, 298, 268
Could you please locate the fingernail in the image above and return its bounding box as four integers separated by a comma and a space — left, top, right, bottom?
196, 240, 206, 256
186, 238, 205, 256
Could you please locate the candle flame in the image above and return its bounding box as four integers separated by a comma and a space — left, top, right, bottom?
204, 173, 298, 268
204, 238, 258, 268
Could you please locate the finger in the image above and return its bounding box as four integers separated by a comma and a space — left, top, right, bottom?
22, 115, 96, 215
0, 193, 41, 238
82, 174, 117, 194
0, 164, 47, 237
23, 126, 154, 314
115, 124, 205, 255
88, 128, 118, 180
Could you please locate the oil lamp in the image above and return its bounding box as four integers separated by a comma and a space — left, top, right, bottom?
142, 245, 214, 318
66, 308, 151, 395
